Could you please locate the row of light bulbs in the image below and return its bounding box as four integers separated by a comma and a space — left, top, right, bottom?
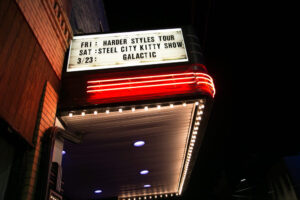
120, 192, 179, 200
49, 195, 59, 200
67, 101, 196, 117
178, 101, 205, 194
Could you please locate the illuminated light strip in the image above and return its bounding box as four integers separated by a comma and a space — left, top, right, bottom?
197, 81, 214, 88
87, 72, 200, 83
196, 73, 215, 95
176, 101, 197, 195
87, 76, 213, 91
88, 72, 213, 85
119, 193, 177, 200
195, 72, 214, 79
196, 78, 214, 85
87, 76, 198, 88
87, 81, 214, 95
197, 83, 214, 91
178, 102, 204, 195
87, 81, 196, 93
66, 101, 194, 117
196, 80, 216, 97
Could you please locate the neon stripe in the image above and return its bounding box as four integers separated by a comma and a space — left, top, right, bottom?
87, 76, 198, 88
87, 72, 197, 83
87, 81, 195, 93
86, 71, 215, 97
88, 72, 213, 84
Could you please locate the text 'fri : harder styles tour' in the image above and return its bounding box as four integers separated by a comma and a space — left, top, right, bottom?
77, 35, 184, 61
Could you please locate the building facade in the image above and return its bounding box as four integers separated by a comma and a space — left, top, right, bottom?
0, 0, 72, 199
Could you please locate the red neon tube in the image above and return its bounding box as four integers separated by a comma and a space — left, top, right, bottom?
86, 65, 215, 104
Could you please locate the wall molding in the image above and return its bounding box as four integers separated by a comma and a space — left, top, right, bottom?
42, 0, 73, 50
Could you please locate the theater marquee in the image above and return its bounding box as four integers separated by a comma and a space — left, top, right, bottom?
66, 28, 189, 72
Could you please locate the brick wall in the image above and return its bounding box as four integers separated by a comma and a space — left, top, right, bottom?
16, 0, 72, 78
1, 0, 70, 199
21, 82, 58, 200
0, 0, 60, 144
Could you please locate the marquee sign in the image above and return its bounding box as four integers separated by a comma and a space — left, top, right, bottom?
66, 28, 188, 72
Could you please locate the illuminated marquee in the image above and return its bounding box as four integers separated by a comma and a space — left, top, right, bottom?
66, 28, 188, 72
59, 28, 215, 199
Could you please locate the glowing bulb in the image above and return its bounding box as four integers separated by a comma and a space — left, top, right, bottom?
132, 107, 135, 112
81, 112, 85, 116
94, 111, 98, 115
157, 105, 161, 109
170, 104, 174, 108
140, 170, 149, 175
195, 101, 199, 105
144, 106, 148, 111
133, 141, 145, 147
119, 108, 123, 112
94, 189, 102, 194
183, 102, 187, 106
198, 111, 203, 115
106, 110, 109, 114
69, 113, 73, 117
